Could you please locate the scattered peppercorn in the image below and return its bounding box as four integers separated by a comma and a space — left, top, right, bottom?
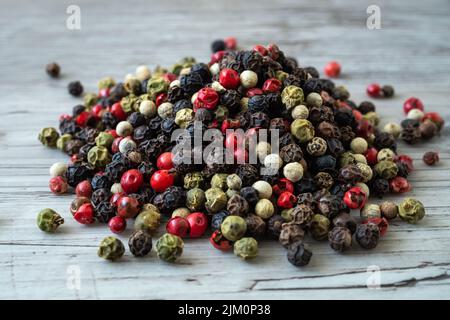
398, 198, 425, 224
68, 81, 84, 97
37, 208, 64, 232
423, 151, 439, 166
98, 236, 125, 261
287, 241, 312, 267
155, 233, 184, 262
234, 237, 259, 260
128, 230, 153, 257
46, 62, 60, 78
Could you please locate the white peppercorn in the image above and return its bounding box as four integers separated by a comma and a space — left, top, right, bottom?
169, 79, 180, 88
116, 121, 133, 137
407, 109, 424, 120
135, 65, 151, 81
255, 199, 275, 219
209, 63, 220, 75
49, 162, 68, 178
306, 92, 323, 108
256, 141, 271, 162
350, 137, 368, 154
157, 102, 174, 119
377, 148, 395, 162
264, 153, 283, 172
119, 137, 137, 154
240, 70, 258, 88
383, 122, 402, 139
361, 203, 381, 221
139, 100, 156, 117
211, 81, 226, 92
226, 174, 242, 190
252, 180, 273, 199
283, 162, 304, 182
291, 105, 309, 120
110, 182, 123, 194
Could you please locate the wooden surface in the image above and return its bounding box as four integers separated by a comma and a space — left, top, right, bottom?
1, 0, 450, 299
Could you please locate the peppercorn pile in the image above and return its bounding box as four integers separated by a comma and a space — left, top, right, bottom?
38, 38, 443, 265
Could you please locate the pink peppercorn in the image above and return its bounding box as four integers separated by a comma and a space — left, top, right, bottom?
324, 61, 341, 77
49, 176, 68, 195
366, 83, 381, 98
108, 216, 127, 234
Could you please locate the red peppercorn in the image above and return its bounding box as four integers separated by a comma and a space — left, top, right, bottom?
75, 111, 91, 127
156, 93, 168, 107
166, 216, 190, 238
111, 102, 127, 121
73, 203, 95, 224
277, 191, 297, 209
157, 152, 174, 170
186, 212, 208, 238
210, 230, 233, 251
150, 170, 175, 193
389, 176, 411, 194
324, 61, 341, 78
366, 83, 381, 98
110, 192, 125, 207
108, 216, 127, 234
356, 119, 373, 138
253, 45, 268, 56
364, 217, 389, 236
75, 180, 92, 198
194, 87, 219, 110
117, 196, 140, 219
99, 88, 110, 98
403, 97, 424, 115
210, 50, 225, 64
120, 169, 144, 194
262, 78, 282, 93
59, 114, 72, 121
91, 104, 104, 119
163, 73, 177, 83
246, 88, 264, 97
225, 131, 244, 151
224, 37, 237, 50
111, 137, 123, 154
343, 187, 367, 209
352, 109, 363, 121
266, 43, 280, 60
106, 129, 118, 138
396, 154, 414, 173
49, 176, 68, 195
422, 112, 444, 130
219, 68, 240, 89
272, 178, 294, 196
364, 147, 378, 166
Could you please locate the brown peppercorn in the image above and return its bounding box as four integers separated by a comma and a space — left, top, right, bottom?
316, 121, 340, 139
267, 215, 285, 239
314, 172, 334, 189
401, 126, 421, 144
227, 194, 250, 217
317, 195, 341, 218
420, 120, 438, 140
245, 214, 266, 239
128, 230, 153, 257
297, 193, 315, 207
46, 62, 60, 78
380, 201, 398, 220
291, 204, 314, 226
287, 241, 313, 267
279, 222, 305, 248
355, 223, 380, 249
279, 144, 303, 163
423, 151, 439, 166
332, 212, 357, 234
328, 226, 352, 252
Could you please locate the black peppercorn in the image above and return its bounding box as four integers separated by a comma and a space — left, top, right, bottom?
221, 90, 242, 114
296, 193, 315, 207
91, 174, 113, 191
59, 118, 79, 136
312, 155, 336, 173
46, 62, 60, 78
94, 201, 115, 223
304, 66, 319, 78
401, 126, 421, 144
317, 195, 341, 219
102, 112, 118, 130
161, 186, 186, 211
68, 81, 84, 97
355, 223, 380, 249
127, 112, 147, 128
167, 86, 186, 103
91, 188, 111, 206
64, 139, 84, 156
294, 176, 317, 194
72, 104, 86, 117
248, 95, 269, 114
287, 241, 312, 267
358, 101, 376, 114
371, 178, 390, 198
332, 212, 357, 234
235, 164, 259, 187
279, 144, 303, 164
381, 85, 395, 98
211, 210, 230, 231
401, 118, 420, 129
245, 214, 266, 239
65, 164, 94, 187
240, 186, 260, 207
128, 230, 153, 257
250, 112, 270, 128
291, 204, 314, 226
338, 164, 364, 184
191, 63, 212, 84
105, 160, 128, 181
180, 72, 204, 95
267, 215, 285, 239
328, 226, 352, 252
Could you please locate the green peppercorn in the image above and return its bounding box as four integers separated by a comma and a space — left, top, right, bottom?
184, 172, 206, 190
306, 92, 323, 108
221, 215, 247, 241
356, 163, 373, 183
98, 77, 116, 90
147, 76, 169, 100
226, 174, 242, 191
83, 93, 98, 109
175, 108, 195, 129
56, 133, 72, 151
95, 132, 114, 148
398, 198, 425, 224
87, 146, 111, 168
172, 207, 191, 219
275, 70, 289, 82
339, 151, 358, 167
255, 199, 275, 219
155, 233, 184, 262
309, 214, 330, 240
186, 188, 206, 211
97, 236, 125, 261
38, 127, 60, 147
280, 208, 294, 222
234, 237, 258, 260
290, 119, 315, 143
121, 94, 139, 113
281, 85, 304, 109
134, 209, 161, 235
211, 173, 229, 191
37, 208, 64, 232
205, 188, 228, 214
124, 77, 142, 95
374, 160, 398, 180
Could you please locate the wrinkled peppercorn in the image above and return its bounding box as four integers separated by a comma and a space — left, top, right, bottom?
328, 226, 352, 252
279, 222, 305, 248
68, 81, 84, 97
423, 151, 439, 166
355, 223, 380, 249
129, 230, 153, 257
287, 241, 312, 267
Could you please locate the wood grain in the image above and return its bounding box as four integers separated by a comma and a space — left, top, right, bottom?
1, 0, 450, 299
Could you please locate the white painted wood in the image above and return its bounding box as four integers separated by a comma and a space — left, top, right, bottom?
0, 0, 450, 299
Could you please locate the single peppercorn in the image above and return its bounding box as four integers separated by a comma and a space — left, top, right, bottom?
221, 215, 247, 241
46, 62, 60, 78
328, 226, 352, 252
398, 198, 425, 224
355, 223, 380, 249
423, 151, 439, 166
37, 208, 64, 232
155, 233, 184, 262
287, 241, 313, 267
279, 222, 305, 248
68, 81, 84, 97
98, 237, 125, 261
380, 201, 398, 220
128, 230, 153, 257
38, 127, 60, 147
234, 237, 259, 260
381, 85, 395, 98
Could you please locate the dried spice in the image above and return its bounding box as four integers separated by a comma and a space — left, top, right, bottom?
37, 208, 64, 232
279, 222, 305, 248
309, 214, 330, 240
287, 241, 312, 267
128, 230, 153, 257
423, 151, 439, 166
234, 237, 259, 260
355, 223, 380, 249
68, 81, 84, 97
155, 233, 184, 262
98, 237, 125, 261
328, 226, 352, 252
398, 198, 425, 224
245, 214, 266, 239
